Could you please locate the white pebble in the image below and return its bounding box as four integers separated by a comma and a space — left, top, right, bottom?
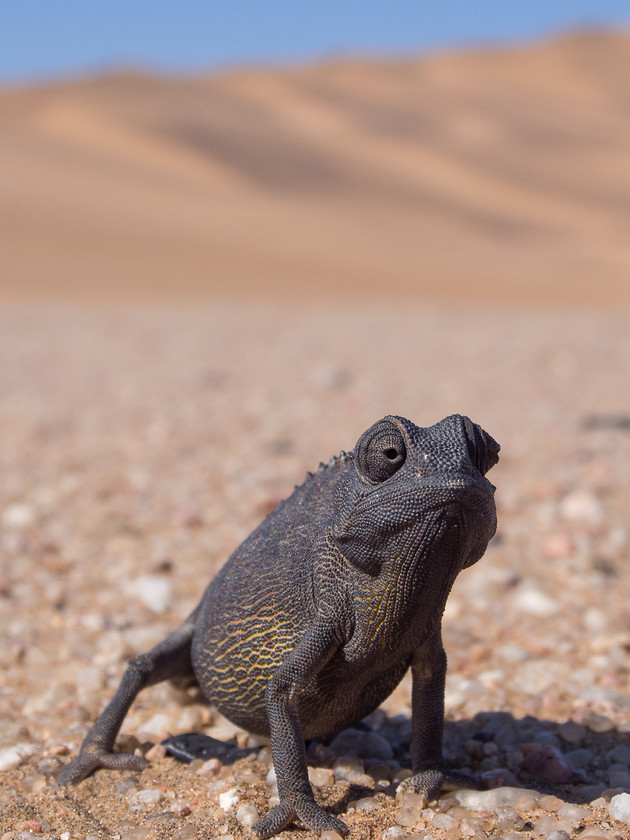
354, 797, 379, 811
1, 503, 34, 528
235, 803, 259, 828
134, 788, 164, 806
308, 766, 334, 786
609, 792, 630, 823
557, 803, 589, 820
454, 786, 541, 810
0, 746, 23, 771
513, 587, 557, 616
219, 787, 241, 811
137, 713, 174, 738
560, 490, 602, 524
395, 805, 420, 826
125, 576, 172, 613
431, 812, 455, 830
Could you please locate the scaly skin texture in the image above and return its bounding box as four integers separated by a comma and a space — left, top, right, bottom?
59, 414, 499, 838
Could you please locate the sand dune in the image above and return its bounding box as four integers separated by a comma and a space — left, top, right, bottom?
1, 29, 629, 303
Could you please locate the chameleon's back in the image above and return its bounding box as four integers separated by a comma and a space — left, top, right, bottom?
191, 458, 350, 734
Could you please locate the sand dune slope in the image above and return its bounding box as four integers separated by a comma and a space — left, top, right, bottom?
1, 29, 629, 303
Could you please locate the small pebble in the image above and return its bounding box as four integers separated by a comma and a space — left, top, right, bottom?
513, 587, 557, 616
354, 796, 380, 811
431, 813, 456, 830
125, 575, 172, 613
120, 828, 155, 840
454, 786, 540, 810
22, 823, 42, 834
144, 743, 167, 763
538, 794, 564, 811
196, 757, 221, 777
607, 745, 630, 765
332, 756, 365, 782
2, 503, 34, 528
558, 721, 587, 744
557, 802, 589, 819
218, 787, 241, 811
521, 744, 578, 784
380, 829, 405, 839
319, 832, 345, 840
586, 714, 614, 733
565, 748, 592, 768
36, 756, 63, 776
22, 774, 46, 793
395, 806, 421, 826
0, 747, 23, 771
133, 788, 164, 807
235, 803, 259, 828
173, 827, 196, 840
609, 791, 630, 823
308, 766, 334, 786
495, 806, 525, 830
398, 791, 425, 810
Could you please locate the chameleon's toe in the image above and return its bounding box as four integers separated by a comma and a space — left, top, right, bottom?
396, 768, 444, 806
293, 796, 349, 836
396, 768, 481, 805
58, 750, 148, 785
440, 768, 482, 791
253, 795, 348, 839
252, 800, 297, 839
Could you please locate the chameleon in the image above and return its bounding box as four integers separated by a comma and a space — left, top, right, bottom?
59, 414, 499, 837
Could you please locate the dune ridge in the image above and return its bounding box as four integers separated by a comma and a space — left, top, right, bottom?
1, 29, 629, 303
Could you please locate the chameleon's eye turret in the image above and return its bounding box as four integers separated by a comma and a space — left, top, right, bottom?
461, 417, 500, 476
355, 420, 406, 484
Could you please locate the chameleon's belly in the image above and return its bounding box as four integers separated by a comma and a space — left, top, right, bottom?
192, 609, 411, 739
192, 608, 301, 734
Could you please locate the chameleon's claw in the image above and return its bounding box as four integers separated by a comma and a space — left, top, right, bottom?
58, 750, 148, 786
253, 795, 349, 839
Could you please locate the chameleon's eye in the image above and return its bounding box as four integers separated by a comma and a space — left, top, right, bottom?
355, 420, 406, 483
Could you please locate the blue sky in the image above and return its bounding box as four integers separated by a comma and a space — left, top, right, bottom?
2, 1, 630, 84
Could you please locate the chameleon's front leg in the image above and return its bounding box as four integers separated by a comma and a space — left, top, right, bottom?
253, 615, 349, 839
397, 628, 477, 805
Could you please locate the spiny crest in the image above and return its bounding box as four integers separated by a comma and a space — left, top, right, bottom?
297, 449, 353, 489
316, 449, 351, 474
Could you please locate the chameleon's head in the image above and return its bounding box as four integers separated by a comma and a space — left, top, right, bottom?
332, 414, 499, 576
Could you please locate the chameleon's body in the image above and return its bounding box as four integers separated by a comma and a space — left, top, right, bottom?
60, 415, 499, 837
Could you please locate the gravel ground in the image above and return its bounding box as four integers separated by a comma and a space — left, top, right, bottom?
1, 301, 630, 840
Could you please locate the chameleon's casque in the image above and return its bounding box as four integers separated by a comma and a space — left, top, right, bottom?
59, 415, 499, 838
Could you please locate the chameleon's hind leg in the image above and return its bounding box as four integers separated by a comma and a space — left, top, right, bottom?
59, 614, 197, 785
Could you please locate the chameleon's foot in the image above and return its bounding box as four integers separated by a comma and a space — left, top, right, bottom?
58, 749, 148, 785
396, 768, 444, 806
396, 768, 480, 806
253, 794, 349, 839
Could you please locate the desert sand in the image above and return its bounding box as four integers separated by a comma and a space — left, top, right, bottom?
2, 26, 630, 840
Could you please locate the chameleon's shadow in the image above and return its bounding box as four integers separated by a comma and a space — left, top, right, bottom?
161, 708, 630, 805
